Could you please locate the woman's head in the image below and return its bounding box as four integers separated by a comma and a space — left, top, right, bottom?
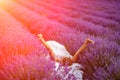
61, 57, 73, 66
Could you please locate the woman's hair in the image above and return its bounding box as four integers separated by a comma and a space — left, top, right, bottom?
61, 57, 73, 66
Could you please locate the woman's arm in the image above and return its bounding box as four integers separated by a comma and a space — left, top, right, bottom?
38, 34, 55, 61
38, 34, 62, 62
72, 38, 94, 63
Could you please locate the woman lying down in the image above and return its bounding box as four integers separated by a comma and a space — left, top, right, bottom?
38, 34, 94, 80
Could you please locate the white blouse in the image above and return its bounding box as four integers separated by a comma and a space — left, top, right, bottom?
46, 41, 83, 80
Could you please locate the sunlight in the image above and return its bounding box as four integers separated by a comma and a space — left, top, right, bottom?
0, 0, 11, 12
0, 0, 4, 4
0, 0, 5, 6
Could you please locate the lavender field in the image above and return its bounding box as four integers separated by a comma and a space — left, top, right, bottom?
0, 0, 120, 80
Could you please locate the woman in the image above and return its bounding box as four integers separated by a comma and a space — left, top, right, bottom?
38, 34, 94, 79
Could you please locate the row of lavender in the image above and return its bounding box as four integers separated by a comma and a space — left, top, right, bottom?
0, 0, 119, 79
